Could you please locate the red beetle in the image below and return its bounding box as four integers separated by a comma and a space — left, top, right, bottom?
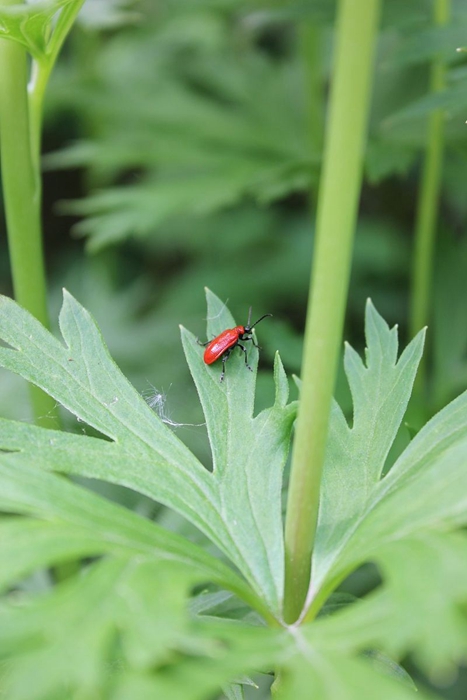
200, 308, 272, 382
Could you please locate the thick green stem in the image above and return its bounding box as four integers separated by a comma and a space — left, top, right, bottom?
409, 0, 450, 385
283, 0, 381, 624
0, 4, 58, 425
28, 59, 50, 177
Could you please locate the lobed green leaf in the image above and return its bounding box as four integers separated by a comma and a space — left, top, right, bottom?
0, 290, 295, 616
0, 453, 255, 606
0, 292, 224, 546
305, 300, 467, 679
313, 300, 425, 588
182, 289, 296, 613
0, 565, 286, 700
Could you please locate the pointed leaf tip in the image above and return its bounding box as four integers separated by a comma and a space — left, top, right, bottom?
365, 298, 375, 315
273, 352, 288, 407
292, 374, 302, 391
62, 287, 75, 300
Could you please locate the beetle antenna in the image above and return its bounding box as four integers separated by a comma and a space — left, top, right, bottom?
249, 313, 273, 330
247, 306, 252, 327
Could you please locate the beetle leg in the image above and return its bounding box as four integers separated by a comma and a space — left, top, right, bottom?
237, 343, 252, 372
197, 336, 215, 347
244, 333, 261, 350
219, 348, 233, 382
251, 334, 261, 350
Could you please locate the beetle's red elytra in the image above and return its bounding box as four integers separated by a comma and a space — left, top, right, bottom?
200, 309, 272, 382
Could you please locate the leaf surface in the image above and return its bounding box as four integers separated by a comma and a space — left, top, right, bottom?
182, 289, 296, 612
307, 302, 467, 653
0, 291, 295, 614
0, 453, 257, 608
0, 561, 284, 700
313, 301, 425, 587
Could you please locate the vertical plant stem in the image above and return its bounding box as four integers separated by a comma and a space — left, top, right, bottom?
28, 59, 51, 178
409, 0, 450, 386
0, 0, 57, 425
283, 0, 381, 624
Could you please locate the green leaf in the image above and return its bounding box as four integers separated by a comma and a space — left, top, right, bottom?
387, 81, 467, 122
0, 490, 449, 700
0, 0, 76, 58
222, 683, 245, 700
382, 79, 467, 147
181, 289, 296, 613
0, 453, 253, 605
0, 518, 105, 592
280, 653, 430, 700
363, 650, 416, 690
0, 556, 197, 700
189, 590, 255, 622
0, 290, 295, 615
305, 302, 467, 680
313, 300, 425, 587
312, 414, 467, 672
47, 48, 315, 249
221, 676, 260, 700
386, 20, 467, 67
0, 292, 223, 545
340, 387, 467, 566
373, 531, 467, 676
64, 175, 277, 252
0, 571, 286, 700
318, 592, 358, 618
366, 138, 417, 183
302, 532, 467, 680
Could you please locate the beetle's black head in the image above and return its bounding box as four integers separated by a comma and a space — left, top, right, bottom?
244, 312, 273, 333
